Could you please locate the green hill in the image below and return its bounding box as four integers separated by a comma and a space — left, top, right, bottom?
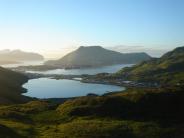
45, 46, 151, 68
0, 87, 183, 138
114, 46, 184, 86
0, 124, 24, 138
0, 67, 30, 104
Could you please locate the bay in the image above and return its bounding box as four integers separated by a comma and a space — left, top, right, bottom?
27, 64, 133, 75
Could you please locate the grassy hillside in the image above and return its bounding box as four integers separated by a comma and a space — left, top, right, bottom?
0, 86, 183, 138
57, 86, 184, 121
114, 46, 184, 86
0, 67, 31, 104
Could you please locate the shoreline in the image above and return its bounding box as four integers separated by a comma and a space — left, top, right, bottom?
22, 71, 159, 88
10, 63, 134, 72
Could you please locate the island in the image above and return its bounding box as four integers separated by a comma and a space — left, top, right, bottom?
0, 49, 44, 65
45, 46, 151, 68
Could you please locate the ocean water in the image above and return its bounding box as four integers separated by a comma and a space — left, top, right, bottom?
27, 64, 133, 75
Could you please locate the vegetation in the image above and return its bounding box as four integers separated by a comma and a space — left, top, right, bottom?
0, 86, 183, 138
0, 67, 31, 105
112, 46, 184, 86
0, 124, 24, 138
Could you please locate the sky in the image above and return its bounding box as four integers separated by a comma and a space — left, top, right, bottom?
0, 0, 184, 58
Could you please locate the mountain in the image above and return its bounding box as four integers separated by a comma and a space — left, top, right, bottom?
114, 46, 184, 85
45, 46, 151, 68
0, 49, 44, 64
0, 67, 30, 104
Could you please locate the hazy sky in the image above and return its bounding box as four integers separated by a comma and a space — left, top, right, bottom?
0, 0, 184, 58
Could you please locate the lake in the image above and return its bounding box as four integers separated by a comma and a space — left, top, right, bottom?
23, 78, 125, 98
23, 64, 131, 98
27, 64, 133, 75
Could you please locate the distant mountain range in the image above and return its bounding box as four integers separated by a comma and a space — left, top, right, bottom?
0, 49, 44, 64
45, 46, 151, 68
115, 46, 184, 85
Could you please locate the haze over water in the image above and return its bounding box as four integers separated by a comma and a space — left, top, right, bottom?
27, 64, 133, 75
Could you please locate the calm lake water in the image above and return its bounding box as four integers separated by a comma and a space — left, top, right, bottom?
23, 78, 125, 98
27, 64, 133, 75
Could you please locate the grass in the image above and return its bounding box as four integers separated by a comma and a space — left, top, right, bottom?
0, 86, 183, 138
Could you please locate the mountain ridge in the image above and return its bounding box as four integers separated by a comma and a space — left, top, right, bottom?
0, 49, 44, 64
45, 46, 151, 68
